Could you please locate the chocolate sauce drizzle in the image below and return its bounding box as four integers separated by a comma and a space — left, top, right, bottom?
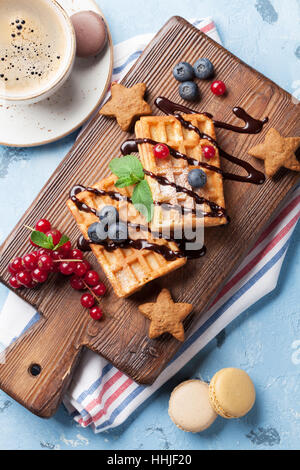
71, 185, 206, 261
71, 98, 268, 261
71, 181, 221, 221
155, 97, 268, 134
144, 170, 226, 218
121, 140, 226, 219
86, 236, 205, 261
214, 107, 268, 134
121, 138, 221, 174
77, 235, 92, 252
154, 97, 266, 185
70, 184, 130, 208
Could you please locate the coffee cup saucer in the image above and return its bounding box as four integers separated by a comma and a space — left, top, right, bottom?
0, 0, 113, 147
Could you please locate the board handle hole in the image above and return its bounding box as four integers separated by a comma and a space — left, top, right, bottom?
29, 363, 42, 377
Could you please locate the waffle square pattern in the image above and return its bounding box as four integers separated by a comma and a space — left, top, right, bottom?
135, 114, 227, 232
67, 176, 186, 298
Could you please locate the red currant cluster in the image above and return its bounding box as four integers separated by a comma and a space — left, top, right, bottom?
8, 218, 107, 321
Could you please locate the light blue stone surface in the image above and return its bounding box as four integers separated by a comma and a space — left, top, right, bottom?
0, 0, 299, 450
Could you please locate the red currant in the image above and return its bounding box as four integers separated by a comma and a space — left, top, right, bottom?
202, 145, 216, 160
59, 241, 72, 257
35, 219, 51, 234
49, 251, 62, 271
81, 293, 95, 308
37, 248, 52, 257
211, 80, 226, 96
70, 249, 84, 260
9, 276, 22, 289
32, 268, 48, 284
37, 254, 53, 272
70, 275, 86, 291
27, 279, 38, 289
73, 261, 88, 278
46, 229, 62, 246
30, 239, 39, 248
22, 253, 38, 271
8, 266, 14, 275
59, 262, 74, 276
51, 250, 63, 261
16, 270, 32, 287
49, 264, 60, 273
89, 306, 103, 321
81, 260, 91, 271
84, 270, 100, 287
93, 283, 107, 297
153, 143, 170, 160
8, 257, 23, 274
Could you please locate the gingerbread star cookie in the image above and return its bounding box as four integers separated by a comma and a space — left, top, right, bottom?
248, 128, 300, 178
99, 82, 152, 131
138, 289, 193, 342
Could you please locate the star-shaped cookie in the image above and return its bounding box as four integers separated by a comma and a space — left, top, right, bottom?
99, 82, 152, 131
248, 128, 300, 177
138, 289, 193, 342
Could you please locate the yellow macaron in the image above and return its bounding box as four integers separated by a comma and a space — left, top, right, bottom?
209, 368, 256, 419
168, 380, 218, 432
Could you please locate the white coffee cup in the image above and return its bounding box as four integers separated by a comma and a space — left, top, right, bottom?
0, 0, 76, 105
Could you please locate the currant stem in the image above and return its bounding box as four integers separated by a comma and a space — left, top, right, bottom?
53, 259, 83, 263
82, 281, 113, 320
24, 225, 35, 231
83, 281, 100, 303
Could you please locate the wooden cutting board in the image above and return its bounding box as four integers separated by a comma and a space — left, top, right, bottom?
0, 17, 299, 418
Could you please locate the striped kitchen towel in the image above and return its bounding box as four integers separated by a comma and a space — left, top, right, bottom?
0, 18, 299, 433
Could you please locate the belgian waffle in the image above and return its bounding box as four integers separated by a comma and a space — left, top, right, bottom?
135, 114, 227, 232
67, 176, 186, 298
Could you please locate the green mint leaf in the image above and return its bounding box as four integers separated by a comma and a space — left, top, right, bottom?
129, 172, 143, 184
109, 155, 144, 183
115, 176, 136, 188
47, 235, 55, 250
31, 231, 53, 249
54, 235, 69, 251
132, 180, 154, 222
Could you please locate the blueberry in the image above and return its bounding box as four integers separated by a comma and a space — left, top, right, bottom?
98, 205, 119, 227
188, 169, 207, 188
194, 58, 214, 80
179, 81, 199, 102
108, 222, 128, 243
173, 62, 195, 82
88, 222, 108, 242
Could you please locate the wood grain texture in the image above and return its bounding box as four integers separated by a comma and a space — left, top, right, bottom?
0, 17, 299, 418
